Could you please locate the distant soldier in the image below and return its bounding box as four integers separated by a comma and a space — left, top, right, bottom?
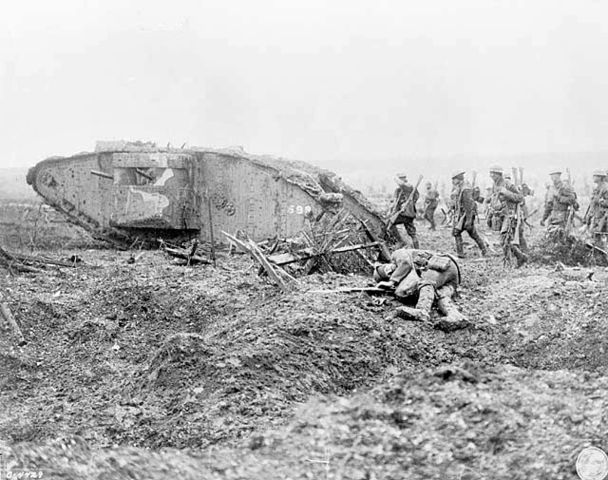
505, 171, 533, 253
541, 169, 578, 230
389, 173, 420, 248
374, 247, 468, 331
450, 171, 487, 258
488, 166, 527, 267
423, 182, 440, 230
585, 170, 608, 246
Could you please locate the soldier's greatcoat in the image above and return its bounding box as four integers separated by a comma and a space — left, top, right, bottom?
542, 180, 577, 227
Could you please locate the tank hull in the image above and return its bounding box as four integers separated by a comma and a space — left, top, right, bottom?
27, 142, 387, 245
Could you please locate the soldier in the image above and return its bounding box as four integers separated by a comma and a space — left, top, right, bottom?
423, 182, 440, 230
374, 247, 468, 331
541, 169, 578, 230
388, 173, 420, 248
488, 166, 527, 267
585, 170, 608, 247
450, 171, 487, 258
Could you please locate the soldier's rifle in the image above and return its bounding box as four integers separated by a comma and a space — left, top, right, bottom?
511, 167, 519, 187
469, 171, 482, 224
512, 203, 523, 246
387, 175, 423, 228
309, 286, 394, 295
565, 205, 575, 236
585, 241, 608, 260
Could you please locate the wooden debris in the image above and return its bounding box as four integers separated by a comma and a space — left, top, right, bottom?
222, 232, 295, 291
357, 218, 391, 262
160, 240, 211, 265
0, 246, 47, 273
268, 242, 380, 266
0, 301, 26, 346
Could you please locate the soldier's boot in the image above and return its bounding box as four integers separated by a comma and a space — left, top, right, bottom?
512, 245, 528, 268
435, 285, 470, 332
394, 285, 435, 323
411, 235, 420, 249
454, 236, 465, 258
469, 229, 488, 256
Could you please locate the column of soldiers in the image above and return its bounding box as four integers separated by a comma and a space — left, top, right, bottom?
378, 166, 608, 330
387, 166, 608, 264
374, 166, 608, 332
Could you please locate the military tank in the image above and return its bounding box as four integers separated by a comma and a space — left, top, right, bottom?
26, 141, 388, 246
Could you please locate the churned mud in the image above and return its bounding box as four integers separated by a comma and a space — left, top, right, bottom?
1, 224, 607, 479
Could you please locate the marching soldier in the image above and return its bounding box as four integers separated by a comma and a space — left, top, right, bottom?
450, 171, 487, 258
389, 173, 420, 248
488, 166, 527, 267
423, 182, 440, 230
585, 170, 608, 247
541, 169, 578, 230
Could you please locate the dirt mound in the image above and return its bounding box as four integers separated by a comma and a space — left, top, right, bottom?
530, 228, 606, 267
2, 252, 438, 449
8, 364, 607, 480
238, 364, 606, 480
3, 223, 608, 477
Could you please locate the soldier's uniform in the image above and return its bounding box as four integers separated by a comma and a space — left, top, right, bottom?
586, 170, 608, 246
488, 166, 527, 266
374, 248, 467, 330
450, 171, 487, 257
423, 183, 440, 230
541, 170, 578, 228
390, 174, 420, 248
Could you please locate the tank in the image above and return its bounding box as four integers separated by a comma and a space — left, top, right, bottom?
26, 141, 388, 246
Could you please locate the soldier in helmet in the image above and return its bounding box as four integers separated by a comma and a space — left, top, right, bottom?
585, 169, 608, 247
450, 170, 487, 258
388, 173, 420, 248
488, 166, 527, 267
541, 169, 578, 230
423, 181, 440, 230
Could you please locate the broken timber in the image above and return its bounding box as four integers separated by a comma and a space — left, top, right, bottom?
267, 242, 381, 266
0, 301, 26, 346
159, 240, 211, 265
222, 232, 295, 291
0, 245, 78, 273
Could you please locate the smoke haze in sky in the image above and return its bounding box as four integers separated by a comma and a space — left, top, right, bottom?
1, 0, 607, 172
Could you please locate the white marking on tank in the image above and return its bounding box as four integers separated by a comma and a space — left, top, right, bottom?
154, 168, 175, 186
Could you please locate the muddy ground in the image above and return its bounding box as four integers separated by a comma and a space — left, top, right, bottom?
1, 220, 608, 479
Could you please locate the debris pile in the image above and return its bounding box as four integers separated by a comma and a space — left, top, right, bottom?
531, 227, 608, 266
0, 245, 83, 273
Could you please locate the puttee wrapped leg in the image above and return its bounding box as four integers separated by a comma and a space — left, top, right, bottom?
434, 285, 470, 332
394, 284, 435, 322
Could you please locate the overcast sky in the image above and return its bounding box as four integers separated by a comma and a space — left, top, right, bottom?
1, 0, 607, 170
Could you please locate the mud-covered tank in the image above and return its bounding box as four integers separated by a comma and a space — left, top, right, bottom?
26, 141, 388, 246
